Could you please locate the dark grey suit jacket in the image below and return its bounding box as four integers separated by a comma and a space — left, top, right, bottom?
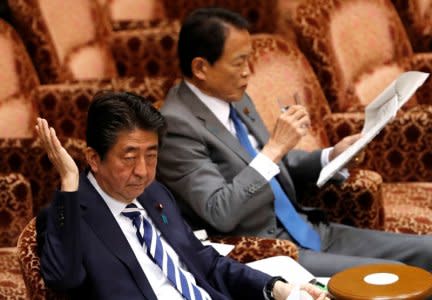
158, 82, 322, 238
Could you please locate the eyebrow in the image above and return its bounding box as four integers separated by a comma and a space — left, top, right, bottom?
123, 144, 159, 153
147, 145, 159, 152
233, 52, 250, 61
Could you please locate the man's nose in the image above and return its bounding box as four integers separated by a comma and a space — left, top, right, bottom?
134, 157, 147, 177
242, 62, 251, 77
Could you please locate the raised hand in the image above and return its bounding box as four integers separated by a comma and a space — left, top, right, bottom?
35, 118, 79, 191
262, 105, 311, 162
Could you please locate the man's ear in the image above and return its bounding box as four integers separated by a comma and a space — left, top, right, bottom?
191, 57, 209, 81
85, 147, 100, 173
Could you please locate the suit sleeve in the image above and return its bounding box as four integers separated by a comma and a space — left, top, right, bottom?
37, 190, 86, 291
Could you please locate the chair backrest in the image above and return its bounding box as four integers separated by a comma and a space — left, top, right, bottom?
110, 20, 181, 79
292, 0, 416, 111
17, 218, 67, 300
161, 0, 281, 34
98, 0, 166, 25
391, 0, 432, 52
8, 0, 118, 84
0, 173, 33, 247
0, 137, 87, 215
246, 34, 331, 151
0, 19, 39, 138
36, 76, 173, 140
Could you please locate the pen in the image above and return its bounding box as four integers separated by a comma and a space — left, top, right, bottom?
308, 278, 327, 292
278, 93, 300, 113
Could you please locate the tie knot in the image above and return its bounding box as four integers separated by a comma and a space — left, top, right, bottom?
122, 203, 141, 220
229, 105, 238, 120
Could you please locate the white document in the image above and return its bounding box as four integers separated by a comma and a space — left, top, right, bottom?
317, 71, 430, 187
201, 240, 235, 256
246, 256, 316, 285
194, 229, 236, 256
248, 256, 328, 300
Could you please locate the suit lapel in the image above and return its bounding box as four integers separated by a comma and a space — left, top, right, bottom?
139, 193, 179, 254
178, 82, 253, 164
79, 177, 157, 300
233, 96, 269, 147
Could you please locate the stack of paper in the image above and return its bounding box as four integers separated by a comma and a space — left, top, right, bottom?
317, 71, 430, 187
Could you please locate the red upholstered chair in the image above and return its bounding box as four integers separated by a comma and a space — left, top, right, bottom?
160, 0, 298, 44
98, 0, 166, 30
17, 218, 66, 300
0, 173, 33, 300
0, 18, 169, 141
110, 19, 181, 80
246, 33, 432, 234
391, 0, 432, 104
0, 18, 39, 138
9, 0, 116, 84
391, 0, 432, 52
289, 0, 432, 186
291, 0, 432, 110
162, 0, 279, 32
8, 0, 179, 83
0, 138, 87, 216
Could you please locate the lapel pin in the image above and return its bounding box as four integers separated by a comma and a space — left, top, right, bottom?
162, 214, 168, 224
156, 203, 168, 224
243, 107, 250, 115
243, 106, 255, 121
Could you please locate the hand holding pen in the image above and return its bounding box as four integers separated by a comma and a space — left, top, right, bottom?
277, 93, 301, 111
260, 94, 311, 163
277, 93, 311, 129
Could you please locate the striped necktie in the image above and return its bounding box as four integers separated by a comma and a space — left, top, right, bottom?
229, 105, 321, 251
122, 203, 210, 300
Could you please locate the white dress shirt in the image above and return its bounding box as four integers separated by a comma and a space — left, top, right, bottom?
87, 172, 211, 300
185, 80, 349, 181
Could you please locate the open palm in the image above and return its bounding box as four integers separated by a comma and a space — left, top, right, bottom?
35, 118, 79, 191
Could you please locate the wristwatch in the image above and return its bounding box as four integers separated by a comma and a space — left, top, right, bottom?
264, 276, 288, 300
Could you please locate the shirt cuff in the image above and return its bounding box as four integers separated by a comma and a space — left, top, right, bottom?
321, 147, 350, 181
263, 276, 288, 300
250, 152, 280, 181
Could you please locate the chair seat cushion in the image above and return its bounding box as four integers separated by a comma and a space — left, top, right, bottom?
0, 247, 26, 299
209, 236, 299, 263
383, 182, 432, 234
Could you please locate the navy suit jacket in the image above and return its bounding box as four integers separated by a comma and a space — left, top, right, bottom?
37, 174, 270, 299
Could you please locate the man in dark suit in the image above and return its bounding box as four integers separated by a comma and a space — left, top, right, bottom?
36, 91, 327, 300
157, 7, 432, 276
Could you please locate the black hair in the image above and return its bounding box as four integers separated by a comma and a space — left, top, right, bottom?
178, 7, 249, 77
86, 91, 166, 160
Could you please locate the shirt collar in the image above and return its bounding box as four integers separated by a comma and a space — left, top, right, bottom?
87, 172, 144, 217
184, 80, 231, 130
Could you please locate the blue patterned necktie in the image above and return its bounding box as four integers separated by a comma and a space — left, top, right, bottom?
229, 106, 321, 251
122, 203, 209, 300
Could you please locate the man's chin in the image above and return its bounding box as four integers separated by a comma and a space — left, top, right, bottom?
227, 93, 246, 102
127, 184, 147, 195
